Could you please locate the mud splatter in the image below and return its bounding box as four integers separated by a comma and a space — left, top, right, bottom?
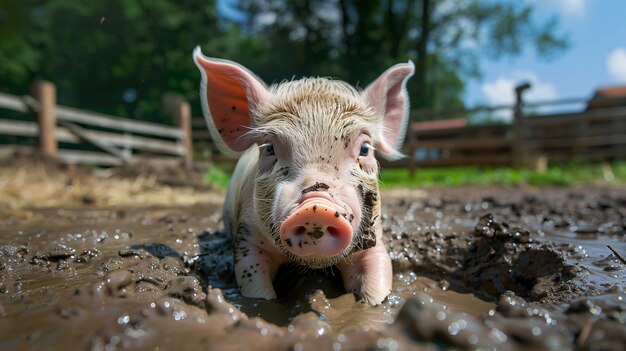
353, 182, 378, 252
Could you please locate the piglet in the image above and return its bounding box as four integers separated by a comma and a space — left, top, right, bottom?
194, 47, 414, 305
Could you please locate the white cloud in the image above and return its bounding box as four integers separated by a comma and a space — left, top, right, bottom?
256, 12, 277, 26
542, 0, 586, 17
482, 76, 516, 106
483, 71, 558, 104
607, 47, 626, 83
481, 71, 559, 121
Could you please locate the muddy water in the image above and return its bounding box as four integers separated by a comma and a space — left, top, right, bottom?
1, 186, 625, 350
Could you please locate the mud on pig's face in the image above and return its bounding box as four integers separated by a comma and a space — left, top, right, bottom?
194, 47, 415, 268
252, 82, 383, 268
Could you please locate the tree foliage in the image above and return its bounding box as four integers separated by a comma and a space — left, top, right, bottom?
239, 0, 569, 114
0, 0, 569, 122
0, 0, 263, 121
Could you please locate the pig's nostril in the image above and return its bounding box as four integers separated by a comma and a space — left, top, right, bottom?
327, 226, 340, 237
295, 226, 306, 235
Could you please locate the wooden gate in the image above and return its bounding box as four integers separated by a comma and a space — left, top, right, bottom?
0, 81, 193, 167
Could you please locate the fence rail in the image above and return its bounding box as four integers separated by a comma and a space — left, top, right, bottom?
521, 104, 626, 163
0, 81, 192, 167
395, 92, 626, 173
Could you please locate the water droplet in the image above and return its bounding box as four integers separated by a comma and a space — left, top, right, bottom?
117, 315, 129, 324
173, 310, 187, 321
457, 319, 467, 329
448, 322, 460, 336
376, 338, 398, 351
490, 328, 508, 343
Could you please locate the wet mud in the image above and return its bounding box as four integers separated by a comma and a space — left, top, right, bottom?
1, 185, 625, 350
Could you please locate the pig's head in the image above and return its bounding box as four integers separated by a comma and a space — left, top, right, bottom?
194, 47, 414, 269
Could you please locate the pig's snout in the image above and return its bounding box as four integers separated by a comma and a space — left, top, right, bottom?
279, 196, 353, 257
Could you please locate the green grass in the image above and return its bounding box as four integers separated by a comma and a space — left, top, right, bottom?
379, 162, 626, 188
204, 162, 626, 189
204, 166, 231, 189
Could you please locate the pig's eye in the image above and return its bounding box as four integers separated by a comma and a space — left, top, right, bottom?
359, 142, 373, 157
260, 142, 275, 157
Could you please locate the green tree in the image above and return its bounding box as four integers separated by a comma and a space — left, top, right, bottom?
409, 0, 568, 111
235, 0, 347, 81
237, 0, 568, 117
0, 0, 264, 122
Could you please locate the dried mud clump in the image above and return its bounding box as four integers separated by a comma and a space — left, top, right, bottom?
395, 289, 626, 350
465, 213, 582, 302
388, 212, 584, 304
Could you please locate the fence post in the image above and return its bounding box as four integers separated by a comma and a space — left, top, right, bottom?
32, 80, 57, 157
175, 99, 193, 167
513, 82, 531, 167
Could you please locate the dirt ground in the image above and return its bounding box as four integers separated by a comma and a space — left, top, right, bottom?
1, 156, 625, 350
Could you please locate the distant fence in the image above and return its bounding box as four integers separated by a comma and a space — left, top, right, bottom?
390, 91, 626, 173
523, 106, 626, 162
402, 123, 513, 168
0, 81, 193, 167
191, 117, 221, 164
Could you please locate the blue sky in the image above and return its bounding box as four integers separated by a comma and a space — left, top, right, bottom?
467, 0, 626, 109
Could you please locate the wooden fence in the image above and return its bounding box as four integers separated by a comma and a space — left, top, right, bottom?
393, 93, 626, 173
400, 123, 513, 169
0, 81, 193, 167
523, 106, 626, 162
191, 117, 218, 163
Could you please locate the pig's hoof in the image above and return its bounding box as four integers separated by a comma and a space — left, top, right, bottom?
360, 288, 389, 306
240, 283, 277, 300
346, 273, 390, 306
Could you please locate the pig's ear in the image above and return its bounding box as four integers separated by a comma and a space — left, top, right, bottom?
193, 46, 269, 158
363, 61, 415, 160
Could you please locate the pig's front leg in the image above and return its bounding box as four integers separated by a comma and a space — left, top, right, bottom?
338, 240, 392, 305
234, 238, 281, 300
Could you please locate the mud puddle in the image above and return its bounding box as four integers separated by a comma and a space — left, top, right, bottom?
1, 186, 625, 350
